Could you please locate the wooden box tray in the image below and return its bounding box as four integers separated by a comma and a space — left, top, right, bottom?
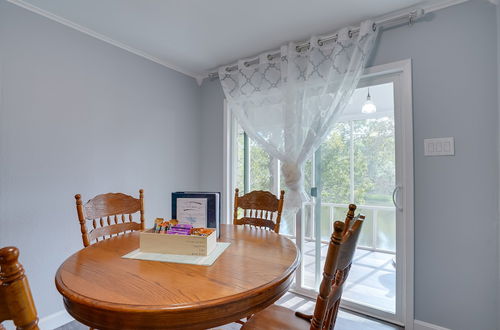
139, 229, 216, 256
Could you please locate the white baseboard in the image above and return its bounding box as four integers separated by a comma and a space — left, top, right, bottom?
39, 310, 74, 330
414, 320, 451, 330
4, 312, 452, 330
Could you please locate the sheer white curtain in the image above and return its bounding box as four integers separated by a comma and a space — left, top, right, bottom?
219, 20, 378, 211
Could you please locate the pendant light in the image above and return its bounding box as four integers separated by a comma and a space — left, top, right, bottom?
361, 88, 376, 114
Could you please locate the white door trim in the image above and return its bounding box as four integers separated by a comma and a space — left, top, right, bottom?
222, 99, 234, 225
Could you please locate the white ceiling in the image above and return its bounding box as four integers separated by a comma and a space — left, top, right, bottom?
10, 0, 466, 79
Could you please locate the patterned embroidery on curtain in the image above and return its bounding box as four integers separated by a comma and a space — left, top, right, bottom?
219, 20, 378, 211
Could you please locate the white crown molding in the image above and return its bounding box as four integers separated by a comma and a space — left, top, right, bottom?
369, 0, 468, 24
7, 0, 473, 81
420, 0, 469, 13
6, 0, 199, 80
195, 76, 205, 86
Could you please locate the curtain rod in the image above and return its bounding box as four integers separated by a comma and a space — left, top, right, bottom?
207, 8, 424, 80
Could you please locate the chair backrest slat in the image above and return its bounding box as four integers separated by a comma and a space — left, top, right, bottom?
87, 222, 142, 242
75, 189, 145, 247
233, 188, 285, 234
83, 193, 141, 219
337, 215, 365, 271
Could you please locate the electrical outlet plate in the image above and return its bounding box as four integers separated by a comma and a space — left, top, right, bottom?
424, 137, 454, 156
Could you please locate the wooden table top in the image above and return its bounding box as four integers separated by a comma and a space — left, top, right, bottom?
55, 224, 300, 330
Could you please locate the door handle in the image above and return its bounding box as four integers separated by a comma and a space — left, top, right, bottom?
392, 185, 403, 212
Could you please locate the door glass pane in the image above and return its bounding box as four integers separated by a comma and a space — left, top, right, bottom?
356, 207, 374, 248
302, 122, 352, 290
302, 82, 397, 316
342, 83, 396, 314
353, 117, 395, 207
376, 209, 396, 251
320, 122, 351, 205
302, 203, 313, 239
249, 138, 272, 191
236, 125, 244, 191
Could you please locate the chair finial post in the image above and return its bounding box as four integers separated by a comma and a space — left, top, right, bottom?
139, 189, 145, 230
0, 247, 23, 283
233, 188, 240, 226
75, 194, 90, 247
274, 190, 286, 234
343, 204, 357, 234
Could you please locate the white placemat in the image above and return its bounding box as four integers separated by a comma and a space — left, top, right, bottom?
122, 242, 231, 266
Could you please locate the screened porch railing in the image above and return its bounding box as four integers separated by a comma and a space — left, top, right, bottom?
281, 202, 396, 254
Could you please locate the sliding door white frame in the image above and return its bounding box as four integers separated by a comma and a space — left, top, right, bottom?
371, 58, 413, 330
340, 59, 414, 328
223, 99, 235, 225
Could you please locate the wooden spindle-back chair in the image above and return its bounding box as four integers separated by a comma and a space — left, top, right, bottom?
75, 189, 145, 247
243, 204, 365, 330
0, 247, 39, 330
308, 204, 364, 329
233, 188, 285, 234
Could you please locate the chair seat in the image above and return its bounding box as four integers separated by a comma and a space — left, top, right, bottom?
242, 304, 310, 330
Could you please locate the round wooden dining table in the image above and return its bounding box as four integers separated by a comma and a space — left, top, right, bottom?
55, 224, 299, 330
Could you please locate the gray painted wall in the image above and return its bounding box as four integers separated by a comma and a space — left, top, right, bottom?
199, 81, 225, 193
497, 4, 500, 330
199, 1, 499, 329
1, 0, 498, 329
0, 0, 201, 320
368, 2, 498, 330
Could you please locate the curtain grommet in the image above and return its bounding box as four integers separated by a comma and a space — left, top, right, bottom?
372, 22, 377, 32
317, 39, 324, 46
408, 12, 416, 26
267, 54, 274, 61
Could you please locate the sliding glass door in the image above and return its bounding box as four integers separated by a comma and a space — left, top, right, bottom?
294, 75, 402, 324
227, 61, 413, 327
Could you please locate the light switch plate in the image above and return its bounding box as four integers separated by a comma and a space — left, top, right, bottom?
424, 137, 454, 156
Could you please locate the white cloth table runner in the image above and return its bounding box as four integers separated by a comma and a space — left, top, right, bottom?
122, 242, 231, 266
